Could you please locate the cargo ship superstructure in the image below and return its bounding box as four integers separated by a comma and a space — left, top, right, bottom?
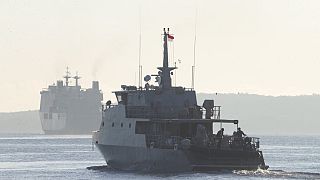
93, 29, 268, 172
40, 68, 103, 134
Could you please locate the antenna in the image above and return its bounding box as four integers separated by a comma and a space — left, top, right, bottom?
64, 66, 71, 87
138, 6, 143, 88
174, 61, 177, 86
192, 7, 198, 90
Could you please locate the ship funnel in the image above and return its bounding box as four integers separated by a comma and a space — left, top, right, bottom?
57, 80, 63, 88
92, 81, 99, 90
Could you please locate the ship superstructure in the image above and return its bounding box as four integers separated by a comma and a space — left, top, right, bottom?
93, 29, 268, 172
40, 68, 103, 134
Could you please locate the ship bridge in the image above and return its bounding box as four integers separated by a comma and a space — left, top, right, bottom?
109, 28, 202, 119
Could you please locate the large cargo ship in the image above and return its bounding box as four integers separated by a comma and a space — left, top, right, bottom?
40, 68, 103, 134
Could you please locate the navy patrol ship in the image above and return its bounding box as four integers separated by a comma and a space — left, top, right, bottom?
93, 29, 268, 172
40, 68, 103, 134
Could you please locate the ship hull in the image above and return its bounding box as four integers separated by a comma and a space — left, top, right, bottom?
96, 144, 191, 172
39, 111, 101, 135
95, 143, 268, 172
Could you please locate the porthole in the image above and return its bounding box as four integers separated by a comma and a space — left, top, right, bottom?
112, 122, 114, 127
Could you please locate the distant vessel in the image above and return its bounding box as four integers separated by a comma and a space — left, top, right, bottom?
40, 68, 103, 134
93, 28, 268, 172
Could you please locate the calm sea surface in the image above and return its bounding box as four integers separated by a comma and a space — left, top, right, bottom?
0, 134, 319, 179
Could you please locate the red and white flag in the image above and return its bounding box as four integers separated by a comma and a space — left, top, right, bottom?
168, 34, 174, 41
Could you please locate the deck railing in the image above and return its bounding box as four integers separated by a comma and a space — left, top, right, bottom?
145, 134, 260, 151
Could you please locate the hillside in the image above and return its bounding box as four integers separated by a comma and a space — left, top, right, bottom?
1, 94, 320, 135
0, 110, 42, 134
198, 93, 320, 135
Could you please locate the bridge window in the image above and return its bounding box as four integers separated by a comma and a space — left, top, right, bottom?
135, 121, 148, 134
112, 122, 114, 127
121, 123, 123, 127
115, 92, 128, 105
116, 94, 122, 102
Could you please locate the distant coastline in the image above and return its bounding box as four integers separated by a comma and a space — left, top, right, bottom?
197, 93, 320, 135
1, 93, 320, 135
0, 110, 42, 134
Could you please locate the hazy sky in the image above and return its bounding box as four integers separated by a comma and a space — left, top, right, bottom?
1, 0, 320, 112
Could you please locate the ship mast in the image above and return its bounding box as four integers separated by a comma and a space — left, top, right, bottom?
64, 67, 71, 87
157, 28, 176, 90
73, 71, 81, 87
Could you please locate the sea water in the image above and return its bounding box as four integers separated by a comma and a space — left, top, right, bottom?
0, 134, 319, 179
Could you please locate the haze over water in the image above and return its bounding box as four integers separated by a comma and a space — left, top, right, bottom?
2, 0, 320, 112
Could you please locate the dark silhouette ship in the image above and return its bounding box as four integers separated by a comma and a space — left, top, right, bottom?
40, 68, 103, 134
93, 28, 268, 172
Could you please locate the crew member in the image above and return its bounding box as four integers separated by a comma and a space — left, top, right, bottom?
216, 128, 224, 148
217, 128, 224, 138
236, 127, 246, 137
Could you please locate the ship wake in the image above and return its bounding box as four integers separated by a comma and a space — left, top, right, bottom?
87, 165, 320, 179
87, 165, 114, 171
234, 168, 320, 179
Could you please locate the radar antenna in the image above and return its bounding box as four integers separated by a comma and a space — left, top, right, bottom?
73, 71, 81, 87
64, 67, 71, 87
